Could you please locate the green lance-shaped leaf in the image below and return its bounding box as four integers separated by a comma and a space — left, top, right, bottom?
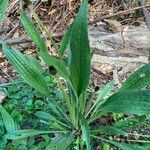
81, 117, 91, 150
46, 134, 74, 150
0, 0, 9, 24
92, 136, 146, 150
2, 43, 49, 95
39, 52, 70, 81
69, 0, 91, 97
104, 139, 146, 150
5, 129, 67, 140
20, 10, 75, 93
102, 90, 150, 115
91, 126, 128, 136
39, 52, 78, 98
114, 115, 147, 129
20, 11, 47, 53
0, 105, 17, 133
59, 25, 72, 57
92, 80, 114, 114
120, 63, 150, 91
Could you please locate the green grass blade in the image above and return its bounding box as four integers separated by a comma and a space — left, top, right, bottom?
0, 0, 9, 24
102, 90, 150, 115
0, 105, 17, 133
69, 0, 91, 96
120, 63, 150, 91
20, 11, 47, 53
2, 43, 49, 95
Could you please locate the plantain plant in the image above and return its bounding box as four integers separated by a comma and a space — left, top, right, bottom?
1, 0, 150, 149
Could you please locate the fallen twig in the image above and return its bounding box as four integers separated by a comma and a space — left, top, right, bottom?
90, 4, 150, 24
0, 31, 65, 45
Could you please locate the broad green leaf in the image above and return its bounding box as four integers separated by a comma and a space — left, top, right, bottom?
0, 105, 17, 133
59, 25, 72, 57
96, 80, 114, 102
144, 144, 150, 150
39, 52, 77, 97
94, 137, 146, 150
39, 52, 70, 82
2, 43, 49, 95
20, 11, 47, 53
114, 115, 147, 129
35, 111, 52, 121
114, 119, 141, 129
0, 0, 9, 24
5, 130, 67, 140
46, 134, 74, 150
81, 118, 91, 150
106, 140, 146, 150
69, 0, 91, 96
91, 126, 128, 136
102, 90, 150, 115
120, 63, 150, 90
91, 80, 114, 115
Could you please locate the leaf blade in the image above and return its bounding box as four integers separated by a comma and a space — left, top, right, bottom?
0, 0, 9, 24
69, 0, 91, 96
91, 126, 128, 136
2, 43, 49, 95
20, 11, 47, 53
102, 90, 150, 115
59, 25, 72, 57
120, 63, 150, 91
81, 118, 91, 150
5, 129, 67, 140
105, 139, 146, 150
0, 105, 17, 133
